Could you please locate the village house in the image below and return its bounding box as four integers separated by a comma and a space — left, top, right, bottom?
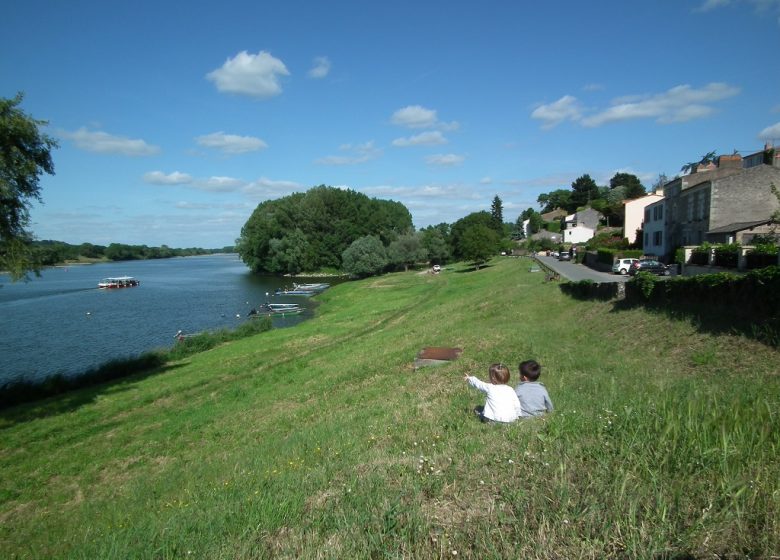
624, 189, 664, 245
562, 208, 602, 244
661, 153, 780, 257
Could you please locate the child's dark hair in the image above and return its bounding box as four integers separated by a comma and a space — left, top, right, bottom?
519, 360, 541, 381
489, 363, 510, 384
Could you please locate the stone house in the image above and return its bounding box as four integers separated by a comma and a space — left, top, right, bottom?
562, 208, 602, 244
663, 156, 780, 253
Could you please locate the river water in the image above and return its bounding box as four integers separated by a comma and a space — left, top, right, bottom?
0, 254, 325, 385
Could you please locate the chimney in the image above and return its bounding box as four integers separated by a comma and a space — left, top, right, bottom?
717, 154, 743, 169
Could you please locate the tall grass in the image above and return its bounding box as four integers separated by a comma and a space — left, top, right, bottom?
0, 257, 778, 558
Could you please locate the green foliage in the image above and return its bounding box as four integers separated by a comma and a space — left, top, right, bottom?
544, 220, 561, 233
680, 150, 717, 174
629, 271, 656, 299
569, 174, 600, 210
341, 235, 389, 277
237, 186, 412, 274
419, 225, 451, 264
387, 232, 428, 271
609, 172, 646, 200
459, 224, 499, 268
537, 189, 571, 213
713, 243, 740, 268
586, 232, 630, 251
490, 195, 503, 231
674, 247, 685, 265
450, 211, 496, 259
0, 93, 58, 281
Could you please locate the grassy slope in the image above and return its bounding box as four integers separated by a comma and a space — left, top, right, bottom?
1, 258, 778, 559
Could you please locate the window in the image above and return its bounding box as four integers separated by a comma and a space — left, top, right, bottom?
653, 231, 663, 246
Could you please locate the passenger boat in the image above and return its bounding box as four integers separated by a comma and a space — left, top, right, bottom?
98, 276, 140, 289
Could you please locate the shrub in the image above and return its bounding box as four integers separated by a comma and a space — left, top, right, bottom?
713, 243, 740, 268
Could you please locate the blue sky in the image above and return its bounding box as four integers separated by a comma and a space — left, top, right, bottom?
2, 0, 779, 248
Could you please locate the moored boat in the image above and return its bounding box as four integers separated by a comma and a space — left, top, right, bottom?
98, 276, 140, 289
293, 282, 330, 292
274, 287, 316, 296
248, 302, 304, 317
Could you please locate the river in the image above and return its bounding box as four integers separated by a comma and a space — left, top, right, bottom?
0, 254, 327, 385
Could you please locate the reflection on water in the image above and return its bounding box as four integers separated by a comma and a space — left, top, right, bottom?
0, 255, 331, 384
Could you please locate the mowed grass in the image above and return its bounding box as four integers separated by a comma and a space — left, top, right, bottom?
1, 257, 778, 559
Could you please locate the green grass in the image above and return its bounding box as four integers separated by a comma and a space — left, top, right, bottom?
1, 257, 778, 559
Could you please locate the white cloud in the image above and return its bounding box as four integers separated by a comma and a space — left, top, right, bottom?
583, 83, 605, 92
390, 105, 459, 131
695, 0, 732, 11
315, 141, 381, 165
63, 127, 160, 156
206, 50, 289, 98
196, 132, 268, 154
759, 121, 780, 140
242, 177, 303, 198
425, 153, 465, 166
581, 83, 740, 127
308, 56, 331, 79
480, 177, 493, 184
695, 0, 780, 14
392, 131, 448, 147
531, 96, 583, 129
143, 171, 193, 185
194, 176, 245, 192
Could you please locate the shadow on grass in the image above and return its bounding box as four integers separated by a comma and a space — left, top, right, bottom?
0, 316, 274, 420
560, 279, 779, 347
610, 298, 780, 347
454, 263, 495, 273
0, 361, 186, 426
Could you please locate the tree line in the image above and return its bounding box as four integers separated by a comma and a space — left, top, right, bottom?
32, 240, 229, 266
236, 188, 514, 277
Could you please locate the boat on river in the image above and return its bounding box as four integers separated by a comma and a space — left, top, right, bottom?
98, 276, 140, 289
248, 302, 304, 317
274, 287, 316, 296
293, 282, 330, 292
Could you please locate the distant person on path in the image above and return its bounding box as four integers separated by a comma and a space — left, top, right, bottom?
464, 363, 522, 423
514, 360, 554, 417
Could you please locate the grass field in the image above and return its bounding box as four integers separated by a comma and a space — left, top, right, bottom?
1, 257, 778, 559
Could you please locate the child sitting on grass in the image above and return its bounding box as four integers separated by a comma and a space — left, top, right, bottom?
514, 360, 554, 417
464, 363, 522, 423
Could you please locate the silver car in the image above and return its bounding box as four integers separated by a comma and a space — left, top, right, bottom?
612, 258, 639, 275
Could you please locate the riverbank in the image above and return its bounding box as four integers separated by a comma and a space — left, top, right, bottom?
1, 257, 778, 558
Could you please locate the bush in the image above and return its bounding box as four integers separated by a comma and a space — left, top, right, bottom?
746, 243, 779, 270
713, 243, 740, 268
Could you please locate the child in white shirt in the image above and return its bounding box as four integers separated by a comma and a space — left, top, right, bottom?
464, 363, 522, 423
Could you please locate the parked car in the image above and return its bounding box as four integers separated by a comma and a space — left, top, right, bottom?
558, 251, 571, 261
612, 258, 639, 275
629, 259, 670, 276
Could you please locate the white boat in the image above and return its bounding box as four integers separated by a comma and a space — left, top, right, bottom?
98, 276, 140, 289
248, 303, 304, 317
293, 282, 330, 292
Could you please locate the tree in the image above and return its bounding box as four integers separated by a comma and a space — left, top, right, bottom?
680, 150, 716, 175
419, 225, 451, 264
1, 93, 58, 281
459, 224, 499, 269
490, 195, 504, 233
341, 235, 388, 277
609, 172, 645, 200
450, 211, 495, 259
537, 189, 571, 213
569, 174, 600, 210
387, 232, 428, 271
